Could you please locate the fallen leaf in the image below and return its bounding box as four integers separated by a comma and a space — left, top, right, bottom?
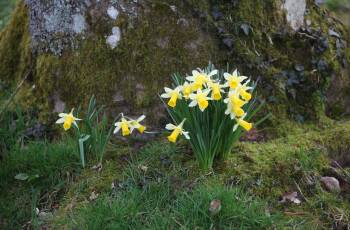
139, 165, 148, 172
89, 191, 99, 201
15, 173, 29, 181
280, 192, 301, 204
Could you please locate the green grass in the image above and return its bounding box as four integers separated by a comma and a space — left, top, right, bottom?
0, 139, 80, 229
1, 98, 350, 229
55, 181, 281, 229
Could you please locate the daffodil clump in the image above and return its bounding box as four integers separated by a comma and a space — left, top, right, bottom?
55, 96, 147, 168
161, 66, 266, 170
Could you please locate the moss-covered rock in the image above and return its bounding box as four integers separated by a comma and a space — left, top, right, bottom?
0, 0, 349, 125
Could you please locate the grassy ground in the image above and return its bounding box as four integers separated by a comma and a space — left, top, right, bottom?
1, 102, 350, 229
0, 1, 350, 229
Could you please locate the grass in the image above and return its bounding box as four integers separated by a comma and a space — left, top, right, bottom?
1, 100, 350, 229
0, 139, 80, 229
55, 182, 281, 230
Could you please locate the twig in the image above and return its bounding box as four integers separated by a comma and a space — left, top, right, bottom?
293, 179, 309, 203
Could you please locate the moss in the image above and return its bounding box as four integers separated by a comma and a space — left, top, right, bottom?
50, 121, 350, 228
2, 0, 220, 124
0, 1, 31, 86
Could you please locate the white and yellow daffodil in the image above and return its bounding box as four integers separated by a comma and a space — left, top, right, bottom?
114, 116, 132, 136
56, 109, 81, 131
129, 115, 146, 134
182, 81, 193, 99
186, 69, 218, 90
236, 81, 253, 101
233, 114, 253, 132
224, 70, 247, 89
207, 81, 225, 100
165, 119, 190, 143
224, 90, 246, 119
189, 89, 211, 111
161, 86, 183, 108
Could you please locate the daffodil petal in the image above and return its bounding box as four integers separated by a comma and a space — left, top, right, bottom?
56, 117, 65, 124
165, 124, 176, 130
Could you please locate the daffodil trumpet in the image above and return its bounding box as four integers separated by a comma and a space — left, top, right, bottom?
189, 89, 211, 112
224, 70, 247, 89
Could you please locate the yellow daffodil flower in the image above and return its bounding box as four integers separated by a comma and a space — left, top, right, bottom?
114, 117, 132, 136
208, 82, 224, 100
189, 89, 211, 112
130, 115, 146, 133
182, 82, 193, 99
236, 81, 253, 101
238, 119, 253, 131
224, 70, 247, 89
186, 69, 218, 90
161, 86, 182, 108
224, 90, 247, 119
56, 109, 81, 131
233, 118, 253, 132
165, 119, 190, 143
232, 113, 253, 132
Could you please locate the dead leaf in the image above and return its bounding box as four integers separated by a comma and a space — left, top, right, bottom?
89, 191, 99, 201
280, 191, 301, 204
91, 163, 103, 172
139, 165, 148, 172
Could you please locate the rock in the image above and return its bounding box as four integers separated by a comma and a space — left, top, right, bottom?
209, 199, 221, 215
1, 0, 350, 125
320, 177, 341, 193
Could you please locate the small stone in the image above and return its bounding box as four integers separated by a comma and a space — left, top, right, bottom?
294, 64, 305, 72
209, 199, 221, 215
320, 177, 340, 193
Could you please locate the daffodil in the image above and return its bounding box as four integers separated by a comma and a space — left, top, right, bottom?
233, 116, 253, 132
182, 81, 193, 99
224, 70, 247, 89
129, 115, 146, 133
56, 109, 81, 131
161, 86, 182, 108
114, 117, 132, 136
224, 90, 246, 119
208, 81, 224, 100
236, 81, 253, 101
189, 89, 211, 111
186, 69, 218, 90
165, 119, 190, 143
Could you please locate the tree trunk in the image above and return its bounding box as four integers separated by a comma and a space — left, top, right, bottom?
0, 0, 349, 125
